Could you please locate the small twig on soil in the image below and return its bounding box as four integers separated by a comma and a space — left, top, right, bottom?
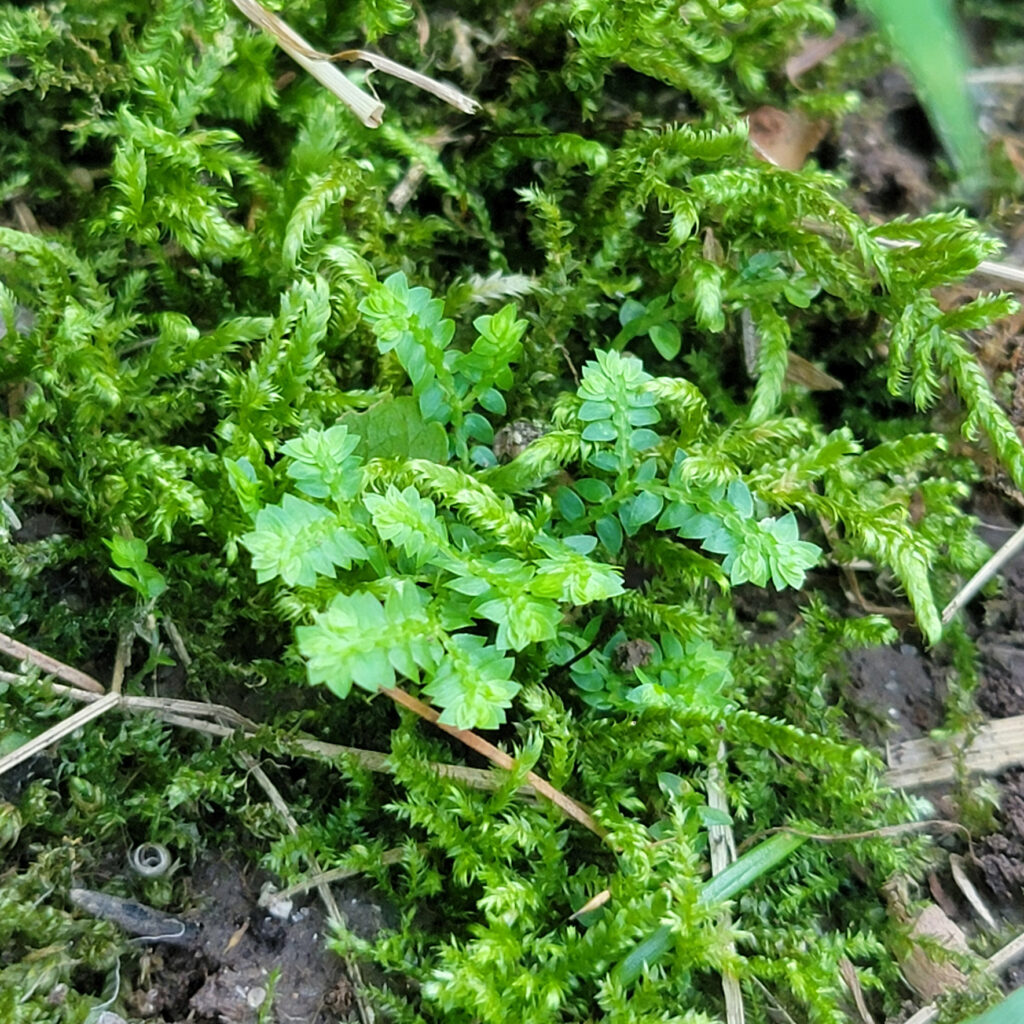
262, 847, 409, 907
111, 625, 134, 695
237, 751, 376, 1024
941, 520, 1024, 625
0, 629, 105, 694
381, 684, 606, 838
8, 672, 538, 798
949, 853, 997, 931
838, 955, 877, 1024
330, 49, 480, 114
737, 820, 969, 854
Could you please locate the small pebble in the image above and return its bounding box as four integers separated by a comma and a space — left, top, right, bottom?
247, 986, 267, 1009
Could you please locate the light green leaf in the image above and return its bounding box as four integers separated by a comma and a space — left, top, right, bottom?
297, 583, 440, 698
341, 395, 449, 462
241, 494, 366, 587
423, 634, 519, 729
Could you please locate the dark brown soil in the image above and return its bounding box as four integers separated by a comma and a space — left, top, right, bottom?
121, 858, 388, 1024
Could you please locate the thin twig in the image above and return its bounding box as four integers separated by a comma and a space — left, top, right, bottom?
941, 520, 1024, 624
8, 675, 536, 797
230, 0, 384, 127
0, 629, 105, 694
0, 693, 121, 777
229, 0, 480, 125
382, 684, 606, 838
708, 743, 745, 1024
264, 847, 409, 906
238, 752, 375, 1024
332, 49, 479, 114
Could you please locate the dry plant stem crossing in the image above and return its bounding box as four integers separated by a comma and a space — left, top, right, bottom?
381, 684, 607, 838
941, 519, 1024, 624
707, 744, 745, 1024
0, 629, 105, 693
230, 0, 383, 126
0, 692, 120, 777
3, 665, 539, 798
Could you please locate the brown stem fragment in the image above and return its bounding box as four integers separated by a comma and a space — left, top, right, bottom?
381, 685, 606, 838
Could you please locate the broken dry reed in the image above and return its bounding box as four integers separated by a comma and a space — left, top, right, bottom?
0, 628, 105, 693
229, 0, 479, 127
382, 683, 605, 838
237, 749, 376, 1024
708, 744, 745, 1024
0, 693, 120, 776
941, 519, 1024, 625
230, 0, 383, 127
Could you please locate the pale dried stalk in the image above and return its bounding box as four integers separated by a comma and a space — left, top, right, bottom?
237, 751, 375, 1024
230, 0, 384, 127
382, 684, 606, 838
333, 49, 479, 115
0, 693, 121, 777
9, 674, 536, 798
266, 847, 408, 905
708, 745, 744, 1024
230, 0, 480, 126
942, 520, 1024, 624
0, 629, 105, 694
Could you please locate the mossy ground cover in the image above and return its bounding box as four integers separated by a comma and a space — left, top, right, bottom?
1, 2, 1024, 1022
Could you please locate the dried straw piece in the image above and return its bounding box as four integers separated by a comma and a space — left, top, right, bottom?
0, 629, 105, 694
230, 0, 384, 127
230, 0, 481, 127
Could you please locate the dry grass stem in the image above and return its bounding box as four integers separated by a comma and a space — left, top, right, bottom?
332, 49, 480, 114
382, 684, 606, 837
237, 751, 376, 1024
0, 629, 106, 694
8, 670, 536, 797
265, 847, 408, 906
941, 520, 1024, 624
949, 853, 997, 931
230, 0, 384, 127
230, 0, 479, 126
708, 745, 745, 1024
0, 692, 121, 777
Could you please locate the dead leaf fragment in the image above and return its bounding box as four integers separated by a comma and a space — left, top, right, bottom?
883, 877, 973, 1003
748, 106, 829, 171
785, 351, 843, 391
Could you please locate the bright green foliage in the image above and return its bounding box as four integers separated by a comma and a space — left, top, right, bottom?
105, 535, 168, 601
0, 0, 1018, 1021
242, 493, 366, 587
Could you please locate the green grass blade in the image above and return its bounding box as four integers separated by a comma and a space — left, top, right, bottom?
855, 0, 986, 189
961, 987, 1024, 1024
611, 831, 808, 987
